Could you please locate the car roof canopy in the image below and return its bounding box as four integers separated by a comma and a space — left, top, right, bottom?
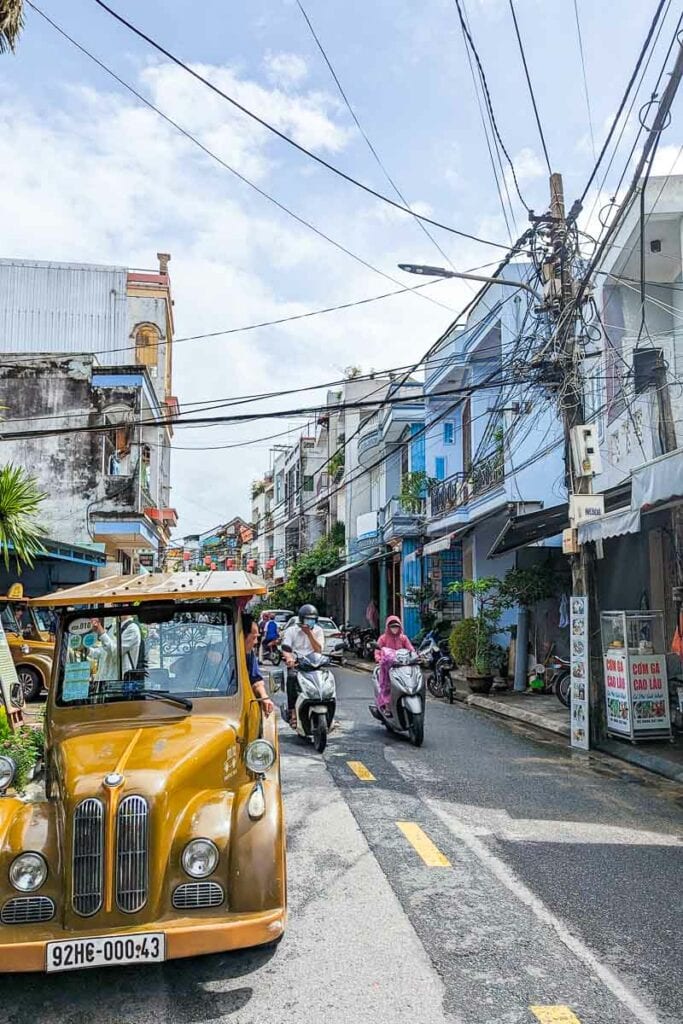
31, 571, 267, 607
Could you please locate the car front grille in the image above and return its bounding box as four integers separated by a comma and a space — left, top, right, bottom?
72, 798, 104, 917
1, 896, 55, 925
116, 795, 149, 913
172, 882, 224, 910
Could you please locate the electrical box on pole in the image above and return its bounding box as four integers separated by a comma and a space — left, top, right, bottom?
570, 425, 603, 478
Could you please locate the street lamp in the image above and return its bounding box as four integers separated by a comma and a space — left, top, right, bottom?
398, 263, 544, 303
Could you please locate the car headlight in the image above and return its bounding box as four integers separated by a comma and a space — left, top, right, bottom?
9, 852, 48, 892
245, 739, 275, 775
0, 756, 16, 793
181, 839, 219, 879
21, 644, 30, 655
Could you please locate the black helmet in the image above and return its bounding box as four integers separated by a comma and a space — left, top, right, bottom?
298, 603, 318, 623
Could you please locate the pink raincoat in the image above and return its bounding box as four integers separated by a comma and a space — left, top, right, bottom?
374, 616, 415, 710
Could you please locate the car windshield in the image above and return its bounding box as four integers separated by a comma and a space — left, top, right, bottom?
31, 606, 54, 633
0, 603, 19, 633
56, 605, 237, 707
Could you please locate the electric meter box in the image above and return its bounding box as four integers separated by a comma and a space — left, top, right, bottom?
570, 425, 603, 477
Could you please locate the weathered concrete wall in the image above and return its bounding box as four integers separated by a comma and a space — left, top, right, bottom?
0, 355, 138, 548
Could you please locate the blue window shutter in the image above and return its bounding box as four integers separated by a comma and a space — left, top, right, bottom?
443, 422, 454, 445
410, 423, 425, 473
435, 457, 446, 480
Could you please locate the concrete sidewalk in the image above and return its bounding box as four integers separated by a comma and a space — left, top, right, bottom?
345, 657, 683, 785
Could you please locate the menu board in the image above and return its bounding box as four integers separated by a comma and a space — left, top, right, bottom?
604, 650, 631, 735
628, 655, 670, 733
0, 619, 22, 719
570, 597, 589, 749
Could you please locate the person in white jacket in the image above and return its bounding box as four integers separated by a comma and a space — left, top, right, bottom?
91, 616, 141, 680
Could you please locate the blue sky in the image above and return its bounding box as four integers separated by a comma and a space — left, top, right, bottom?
1, 0, 682, 533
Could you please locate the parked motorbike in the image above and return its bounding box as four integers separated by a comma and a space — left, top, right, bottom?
418, 631, 454, 701
544, 656, 571, 707
369, 648, 425, 746
360, 628, 378, 660
342, 624, 363, 657
280, 651, 336, 753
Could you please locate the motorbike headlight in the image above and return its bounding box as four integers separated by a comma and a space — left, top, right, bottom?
245, 739, 275, 775
9, 852, 48, 892
181, 839, 219, 879
0, 756, 16, 793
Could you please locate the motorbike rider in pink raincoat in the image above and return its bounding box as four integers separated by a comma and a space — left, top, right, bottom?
374, 615, 415, 713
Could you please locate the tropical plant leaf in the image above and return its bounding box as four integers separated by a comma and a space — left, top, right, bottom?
0, 463, 46, 570
0, 0, 24, 55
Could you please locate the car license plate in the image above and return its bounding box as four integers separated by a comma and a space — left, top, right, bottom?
46, 932, 165, 972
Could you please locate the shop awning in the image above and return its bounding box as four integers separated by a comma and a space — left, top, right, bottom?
316, 558, 366, 587
423, 534, 454, 556
577, 507, 641, 544
632, 448, 683, 512
489, 484, 631, 557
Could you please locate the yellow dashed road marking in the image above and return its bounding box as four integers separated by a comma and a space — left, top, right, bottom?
347, 760, 376, 781
396, 821, 451, 867
530, 1007, 582, 1023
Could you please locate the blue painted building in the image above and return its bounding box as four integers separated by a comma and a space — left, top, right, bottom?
423, 263, 566, 648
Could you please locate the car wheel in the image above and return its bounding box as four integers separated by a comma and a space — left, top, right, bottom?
18, 667, 42, 702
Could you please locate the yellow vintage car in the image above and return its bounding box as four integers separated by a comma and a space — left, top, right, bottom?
0, 571, 286, 973
0, 583, 55, 701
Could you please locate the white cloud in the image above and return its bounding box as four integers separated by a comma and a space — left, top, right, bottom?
0, 62, 456, 533
508, 147, 545, 185
264, 52, 309, 88
649, 144, 683, 177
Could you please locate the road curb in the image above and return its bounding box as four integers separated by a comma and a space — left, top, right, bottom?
465, 694, 571, 738
596, 739, 683, 785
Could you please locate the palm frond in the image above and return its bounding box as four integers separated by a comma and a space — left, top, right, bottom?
0, 0, 24, 55
0, 463, 46, 570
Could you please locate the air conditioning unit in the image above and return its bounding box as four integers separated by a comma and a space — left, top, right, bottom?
570, 425, 602, 478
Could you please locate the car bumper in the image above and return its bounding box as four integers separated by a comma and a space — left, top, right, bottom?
0, 908, 286, 973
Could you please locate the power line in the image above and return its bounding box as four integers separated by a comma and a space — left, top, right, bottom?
507, 0, 552, 175
452, 0, 530, 211
295, 0, 457, 273
572, 0, 597, 162
461, 0, 517, 242
573, 0, 669, 212
26, 2, 458, 317
87, 0, 512, 251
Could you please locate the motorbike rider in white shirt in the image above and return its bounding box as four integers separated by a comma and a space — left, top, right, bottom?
282, 604, 325, 727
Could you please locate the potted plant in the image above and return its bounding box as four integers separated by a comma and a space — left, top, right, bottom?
448, 578, 502, 694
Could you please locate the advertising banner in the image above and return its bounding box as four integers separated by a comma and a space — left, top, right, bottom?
628, 655, 670, 733
570, 596, 589, 749
604, 651, 630, 735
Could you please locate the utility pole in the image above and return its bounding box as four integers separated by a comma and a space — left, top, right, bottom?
546, 172, 604, 745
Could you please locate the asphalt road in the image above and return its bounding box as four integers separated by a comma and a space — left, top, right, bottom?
2, 666, 682, 1024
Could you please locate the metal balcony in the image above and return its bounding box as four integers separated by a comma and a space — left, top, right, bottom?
378, 497, 426, 541
429, 449, 505, 519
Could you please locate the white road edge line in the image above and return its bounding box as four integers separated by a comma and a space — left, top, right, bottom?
427, 799, 663, 1024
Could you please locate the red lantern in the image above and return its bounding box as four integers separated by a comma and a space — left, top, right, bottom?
204, 555, 211, 566
226, 558, 235, 570
183, 550, 191, 561
210, 562, 217, 570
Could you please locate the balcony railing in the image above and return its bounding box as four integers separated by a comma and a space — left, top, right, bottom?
429, 448, 505, 518
378, 497, 426, 536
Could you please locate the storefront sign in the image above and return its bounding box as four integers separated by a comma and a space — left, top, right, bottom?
628, 655, 670, 733
570, 596, 589, 749
604, 652, 630, 735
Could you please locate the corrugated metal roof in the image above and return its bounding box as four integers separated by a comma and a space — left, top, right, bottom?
0, 259, 129, 355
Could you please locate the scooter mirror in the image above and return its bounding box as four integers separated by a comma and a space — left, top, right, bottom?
269, 669, 284, 694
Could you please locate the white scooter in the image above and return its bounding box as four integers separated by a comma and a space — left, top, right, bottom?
369, 648, 425, 747
281, 651, 337, 753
